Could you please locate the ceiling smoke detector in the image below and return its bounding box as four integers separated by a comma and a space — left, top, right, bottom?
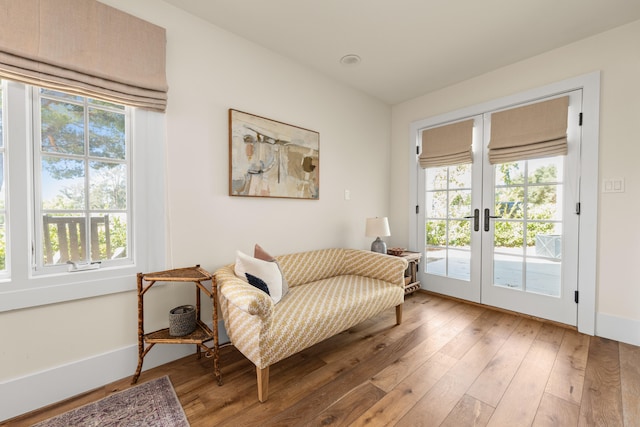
340, 54, 361, 66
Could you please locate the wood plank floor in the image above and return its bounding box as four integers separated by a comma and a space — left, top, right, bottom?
6, 292, 640, 426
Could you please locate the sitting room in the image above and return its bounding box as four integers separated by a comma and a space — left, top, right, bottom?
1, 0, 639, 425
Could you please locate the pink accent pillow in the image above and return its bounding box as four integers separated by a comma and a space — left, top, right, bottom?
254, 244, 289, 299
254, 244, 275, 261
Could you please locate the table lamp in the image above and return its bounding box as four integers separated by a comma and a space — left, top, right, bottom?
365, 217, 390, 254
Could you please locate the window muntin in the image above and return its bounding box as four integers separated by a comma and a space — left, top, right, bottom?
34, 89, 131, 270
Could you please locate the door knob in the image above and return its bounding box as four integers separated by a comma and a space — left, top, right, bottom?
484, 208, 502, 232
464, 209, 480, 232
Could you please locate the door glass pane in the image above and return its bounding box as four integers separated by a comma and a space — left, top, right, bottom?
426, 191, 446, 217
449, 190, 471, 218
425, 164, 472, 280
449, 165, 472, 188
426, 220, 446, 245
425, 247, 446, 276
493, 158, 563, 296
427, 166, 448, 190
494, 221, 524, 289
527, 185, 561, 220
448, 248, 470, 281
527, 222, 562, 296
494, 254, 523, 289
495, 161, 525, 186
527, 157, 563, 183
495, 188, 523, 219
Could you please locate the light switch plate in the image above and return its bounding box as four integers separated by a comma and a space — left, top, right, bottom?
603, 177, 625, 193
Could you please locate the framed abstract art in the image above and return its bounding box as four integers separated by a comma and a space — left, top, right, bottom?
229, 109, 319, 199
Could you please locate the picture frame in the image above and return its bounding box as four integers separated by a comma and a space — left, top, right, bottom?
228, 109, 319, 199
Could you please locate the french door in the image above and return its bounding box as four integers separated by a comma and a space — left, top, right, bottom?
419, 90, 582, 326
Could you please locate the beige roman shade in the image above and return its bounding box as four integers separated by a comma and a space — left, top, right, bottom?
0, 0, 168, 112
419, 119, 474, 168
488, 96, 569, 164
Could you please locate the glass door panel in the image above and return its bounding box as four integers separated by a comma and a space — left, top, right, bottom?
492, 158, 563, 296
425, 164, 472, 281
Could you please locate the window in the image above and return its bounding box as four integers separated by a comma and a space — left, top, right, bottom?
34, 89, 130, 272
0, 79, 166, 312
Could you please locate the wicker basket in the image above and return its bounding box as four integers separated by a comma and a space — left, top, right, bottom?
388, 247, 406, 256
169, 305, 196, 336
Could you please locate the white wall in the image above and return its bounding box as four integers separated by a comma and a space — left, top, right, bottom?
0, 0, 391, 420
390, 19, 640, 346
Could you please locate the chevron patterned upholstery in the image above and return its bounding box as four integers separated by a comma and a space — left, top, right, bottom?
215, 248, 408, 401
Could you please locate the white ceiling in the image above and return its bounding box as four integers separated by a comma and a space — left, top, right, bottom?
163, 0, 640, 105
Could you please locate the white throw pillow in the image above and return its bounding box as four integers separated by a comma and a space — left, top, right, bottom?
234, 250, 285, 304
253, 244, 289, 296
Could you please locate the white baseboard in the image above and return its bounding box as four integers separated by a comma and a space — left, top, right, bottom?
596, 312, 640, 346
0, 321, 229, 422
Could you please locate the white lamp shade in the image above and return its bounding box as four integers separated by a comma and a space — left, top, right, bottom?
365, 217, 390, 237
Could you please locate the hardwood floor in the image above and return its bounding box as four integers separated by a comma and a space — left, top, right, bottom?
6, 292, 640, 426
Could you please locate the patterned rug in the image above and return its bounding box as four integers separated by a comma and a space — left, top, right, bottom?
33, 376, 189, 427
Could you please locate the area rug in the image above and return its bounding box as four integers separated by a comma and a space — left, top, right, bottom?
33, 376, 189, 427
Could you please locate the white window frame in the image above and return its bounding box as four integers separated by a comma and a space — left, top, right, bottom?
32, 88, 134, 274
0, 80, 167, 312
0, 81, 9, 281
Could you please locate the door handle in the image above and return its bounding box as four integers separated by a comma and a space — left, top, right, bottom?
484, 208, 502, 232
464, 209, 480, 232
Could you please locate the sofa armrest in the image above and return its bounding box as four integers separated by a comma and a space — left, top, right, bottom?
343, 249, 409, 288
214, 265, 273, 320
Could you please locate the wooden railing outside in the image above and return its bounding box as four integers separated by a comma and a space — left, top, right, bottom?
43, 214, 111, 264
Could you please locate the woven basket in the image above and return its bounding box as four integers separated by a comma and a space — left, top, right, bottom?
169, 305, 196, 336
388, 247, 406, 256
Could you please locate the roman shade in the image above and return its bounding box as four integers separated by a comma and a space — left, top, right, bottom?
488, 96, 569, 164
419, 119, 474, 168
0, 0, 168, 112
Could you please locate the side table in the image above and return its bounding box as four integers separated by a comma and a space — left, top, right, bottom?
131, 265, 222, 386
388, 251, 422, 295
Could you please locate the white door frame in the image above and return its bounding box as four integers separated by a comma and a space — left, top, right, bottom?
408, 71, 599, 335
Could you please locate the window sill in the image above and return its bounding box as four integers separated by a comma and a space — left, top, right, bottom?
0, 264, 144, 312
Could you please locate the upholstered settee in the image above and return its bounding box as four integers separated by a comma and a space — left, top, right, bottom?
214, 247, 408, 402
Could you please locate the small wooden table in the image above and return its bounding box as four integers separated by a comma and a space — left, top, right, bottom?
132, 265, 222, 385
388, 251, 422, 295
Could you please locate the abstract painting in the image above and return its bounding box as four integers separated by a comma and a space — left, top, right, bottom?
229, 109, 319, 199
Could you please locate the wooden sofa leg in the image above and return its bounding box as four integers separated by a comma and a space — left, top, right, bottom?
396, 304, 403, 325
257, 366, 269, 402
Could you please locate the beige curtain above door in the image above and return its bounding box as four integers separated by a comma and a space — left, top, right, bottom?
488, 96, 569, 164
419, 119, 474, 168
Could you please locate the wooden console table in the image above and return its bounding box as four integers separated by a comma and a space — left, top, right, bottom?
132, 265, 222, 385
388, 251, 422, 295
